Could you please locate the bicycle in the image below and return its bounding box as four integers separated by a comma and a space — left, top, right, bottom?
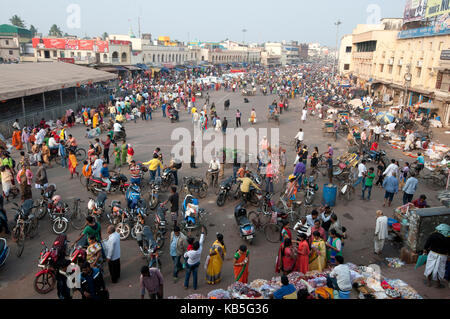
11, 201, 39, 257
70, 198, 86, 230
206, 169, 220, 195
338, 177, 356, 202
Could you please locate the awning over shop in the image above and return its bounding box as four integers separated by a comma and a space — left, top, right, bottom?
124, 65, 141, 71
96, 67, 119, 72
114, 66, 128, 71
135, 63, 149, 70
0, 62, 117, 100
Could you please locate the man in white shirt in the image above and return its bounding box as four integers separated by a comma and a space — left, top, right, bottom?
353, 159, 367, 190
209, 157, 221, 187
104, 225, 121, 283
383, 159, 398, 177
294, 129, 304, 150
294, 217, 312, 239
113, 122, 122, 133
92, 157, 104, 178
48, 136, 59, 151
35, 128, 46, 146
374, 124, 381, 142
215, 117, 222, 132
183, 227, 206, 290
12, 119, 20, 131
327, 256, 352, 292
374, 210, 388, 255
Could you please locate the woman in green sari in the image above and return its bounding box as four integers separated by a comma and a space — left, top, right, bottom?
120, 140, 127, 166
113, 142, 121, 169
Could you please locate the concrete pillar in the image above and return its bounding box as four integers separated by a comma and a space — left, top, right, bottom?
60, 89, 63, 106
42, 92, 46, 111
21, 96, 26, 119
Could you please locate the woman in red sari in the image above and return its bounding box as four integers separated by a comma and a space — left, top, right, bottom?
275, 238, 297, 275
233, 245, 249, 283
295, 233, 310, 274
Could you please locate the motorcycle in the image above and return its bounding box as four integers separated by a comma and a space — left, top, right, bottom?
33, 234, 68, 294
0, 238, 10, 268
47, 199, 71, 235
35, 184, 57, 220
87, 192, 108, 221
304, 176, 319, 205
87, 172, 129, 195
216, 176, 235, 207
136, 225, 164, 269
107, 200, 125, 226
168, 108, 179, 123
161, 168, 176, 192
362, 148, 387, 165
148, 177, 162, 210
234, 204, 256, 244
126, 184, 148, 239
154, 205, 168, 239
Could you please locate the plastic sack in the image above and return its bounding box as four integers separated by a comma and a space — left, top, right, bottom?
415, 254, 427, 269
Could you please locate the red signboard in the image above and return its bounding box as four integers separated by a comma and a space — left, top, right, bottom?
32, 38, 109, 53
109, 40, 131, 46
58, 57, 75, 64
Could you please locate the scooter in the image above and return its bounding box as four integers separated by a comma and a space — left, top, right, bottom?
87, 192, 107, 220
216, 176, 235, 207
0, 238, 10, 268
234, 204, 256, 244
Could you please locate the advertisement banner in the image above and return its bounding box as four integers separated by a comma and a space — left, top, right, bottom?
94, 40, 109, 53
426, 0, 450, 17
65, 39, 79, 50
79, 40, 94, 51
404, 0, 428, 22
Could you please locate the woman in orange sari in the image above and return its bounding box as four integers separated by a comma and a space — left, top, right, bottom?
82, 109, 89, 126
12, 130, 23, 150
233, 245, 249, 284
295, 233, 310, 274
68, 151, 79, 178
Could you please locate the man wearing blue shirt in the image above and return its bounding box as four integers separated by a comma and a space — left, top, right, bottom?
272, 275, 296, 299
402, 172, 418, 204
100, 162, 111, 192
383, 172, 399, 207
416, 153, 425, 173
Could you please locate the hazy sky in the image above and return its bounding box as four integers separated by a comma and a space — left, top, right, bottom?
1, 0, 405, 46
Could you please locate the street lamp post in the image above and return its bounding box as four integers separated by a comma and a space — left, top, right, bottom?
334, 20, 342, 80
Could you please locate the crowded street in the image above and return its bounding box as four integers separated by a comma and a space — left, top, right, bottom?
0, 63, 448, 300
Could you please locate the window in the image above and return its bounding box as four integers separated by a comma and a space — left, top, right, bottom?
379, 64, 384, 73
345, 46, 352, 53
5, 40, 9, 45
9, 50, 13, 55
388, 65, 393, 74
71, 51, 75, 57
416, 67, 422, 78
153, 54, 155, 62
53, 50, 57, 57
77, 52, 81, 57
87, 52, 91, 57
121, 52, 127, 62
103, 54, 108, 61
344, 64, 350, 70
356, 41, 377, 52
397, 66, 402, 75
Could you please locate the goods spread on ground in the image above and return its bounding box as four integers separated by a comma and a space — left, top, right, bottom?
167, 262, 422, 299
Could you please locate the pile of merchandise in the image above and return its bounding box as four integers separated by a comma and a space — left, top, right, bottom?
385, 257, 405, 268
168, 263, 422, 299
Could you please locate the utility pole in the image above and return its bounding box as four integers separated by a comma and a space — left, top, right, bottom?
138, 16, 141, 38
334, 20, 342, 79
242, 28, 247, 44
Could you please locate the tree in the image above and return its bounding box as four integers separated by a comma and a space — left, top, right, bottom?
48, 24, 63, 37
102, 32, 109, 40
29, 25, 37, 37
10, 15, 25, 28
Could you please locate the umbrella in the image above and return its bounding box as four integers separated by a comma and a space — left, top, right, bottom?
376, 112, 396, 124
349, 99, 363, 108
364, 106, 374, 113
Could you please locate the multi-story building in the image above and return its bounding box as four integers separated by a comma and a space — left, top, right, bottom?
261, 51, 282, 68
299, 44, 309, 62
341, 15, 450, 126
264, 42, 300, 66
338, 34, 354, 75
0, 24, 32, 62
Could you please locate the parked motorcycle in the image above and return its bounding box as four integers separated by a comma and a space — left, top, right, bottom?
304, 176, 319, 205
148, 177, 162, 210
87, 172, 129, 195
136, 225, 164, 269
33, 234, 68, 294
126, 184, 148, 239
87, 192, 108, 220
154, 204, 168, 239
362, 148, 388, 165
47, 198, 71, 235
107, 200, 124, 226
34, 184, 57, 220
161, 168, 176, 192
234, 204, 256, 244
216, 176, 235, 207
181, 176, 208, 199
168, 108, 179, 123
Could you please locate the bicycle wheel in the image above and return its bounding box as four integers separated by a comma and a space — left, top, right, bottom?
264, 223, 281, 243
28, 218, 39, 239
75, 148, 87, 161
79, 175, 88, 187
70, 207, 86, 230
